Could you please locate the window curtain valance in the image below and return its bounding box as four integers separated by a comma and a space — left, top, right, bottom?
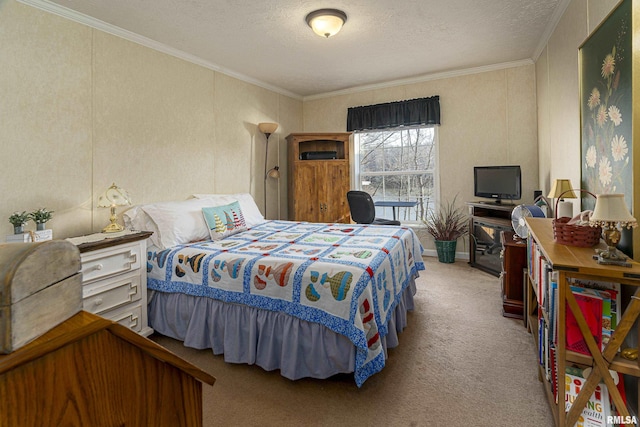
346, 96, 440, 132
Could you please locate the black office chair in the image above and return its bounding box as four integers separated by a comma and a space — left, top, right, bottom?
347, 191, 401, 226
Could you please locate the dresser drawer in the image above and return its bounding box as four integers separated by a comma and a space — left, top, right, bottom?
80, 242, 141, 283
82, 270, 141, 315
100, 303, 143, 333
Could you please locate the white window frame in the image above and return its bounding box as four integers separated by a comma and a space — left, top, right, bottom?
351, 125, 439, 224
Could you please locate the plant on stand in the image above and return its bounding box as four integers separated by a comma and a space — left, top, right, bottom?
423, 196, 469, 263
29, 208, 54, 231
9, 211, 30, 234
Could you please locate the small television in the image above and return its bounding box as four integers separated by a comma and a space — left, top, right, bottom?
474, 165, 522, 204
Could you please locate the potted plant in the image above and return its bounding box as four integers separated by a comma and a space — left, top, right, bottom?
423, 197, 469, 263
9, 211, 30, 234
29, 208, 54, 231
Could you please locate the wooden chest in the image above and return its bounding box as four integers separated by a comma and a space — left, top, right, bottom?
0, 240, 82, 353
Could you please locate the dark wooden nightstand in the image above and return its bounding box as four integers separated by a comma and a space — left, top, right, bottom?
500, 230, 526, 320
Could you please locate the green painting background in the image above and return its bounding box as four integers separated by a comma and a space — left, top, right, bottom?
580, 0, 633, 212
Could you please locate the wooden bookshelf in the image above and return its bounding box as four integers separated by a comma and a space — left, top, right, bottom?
526, 218, 640, 427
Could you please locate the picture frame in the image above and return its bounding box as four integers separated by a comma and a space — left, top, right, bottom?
579, 0, 633, 214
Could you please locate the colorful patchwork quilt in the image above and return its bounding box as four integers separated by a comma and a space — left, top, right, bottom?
146, 220, 425, 386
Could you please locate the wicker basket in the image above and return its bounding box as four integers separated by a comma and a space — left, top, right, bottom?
552, 189, 601, 247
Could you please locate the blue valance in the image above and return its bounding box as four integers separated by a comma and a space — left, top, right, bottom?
346, 96, 440, 132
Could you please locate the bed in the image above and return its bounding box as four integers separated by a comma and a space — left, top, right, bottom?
126, 194, 424, 387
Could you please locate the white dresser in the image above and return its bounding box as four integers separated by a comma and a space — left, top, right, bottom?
71, 231, 153, 336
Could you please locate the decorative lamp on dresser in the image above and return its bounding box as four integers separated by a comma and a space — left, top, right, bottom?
287, 132, 351, 223
67, 230, 153, 336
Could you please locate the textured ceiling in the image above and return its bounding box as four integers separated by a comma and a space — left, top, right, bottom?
29, 0, 563, 97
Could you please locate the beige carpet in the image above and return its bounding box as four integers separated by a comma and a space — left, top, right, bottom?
151, 257, 554, 426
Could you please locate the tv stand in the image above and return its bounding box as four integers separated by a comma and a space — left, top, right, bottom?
466, 202, 516, 276
477, 200, 515, 206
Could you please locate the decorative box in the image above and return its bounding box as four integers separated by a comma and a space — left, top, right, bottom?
5, 229, 53, 243
0, 240, 82, 353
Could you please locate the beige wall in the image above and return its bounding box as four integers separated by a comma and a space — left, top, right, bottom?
303, 65, 539, 250
5, 0, 622, 250
0, 0, 301, 239
536, 0, 620, 210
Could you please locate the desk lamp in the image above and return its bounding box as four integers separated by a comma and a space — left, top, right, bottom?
97, 183, 131, 233
589, 194, 637, 267
547, 179, 576, 218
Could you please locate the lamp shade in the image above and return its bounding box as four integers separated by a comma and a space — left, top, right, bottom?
267, 166, 281, 179
258, 122, 278, 135
97, 183, 131, 208
590, 194, 637, 227
547, 179, 576, 199
305, 9, 347, 38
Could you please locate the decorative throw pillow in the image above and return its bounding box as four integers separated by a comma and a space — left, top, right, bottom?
192, 193, 265, 227
202, 201, 247, 241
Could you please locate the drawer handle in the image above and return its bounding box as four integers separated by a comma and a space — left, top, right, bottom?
89, 263, 103, 272
127, 314, 139, 328
93, 297, 103, 307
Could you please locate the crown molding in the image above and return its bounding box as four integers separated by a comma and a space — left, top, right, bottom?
531, 0, 572, 61
18, 0, 551, 104
17, 0, 303, 100
303, 59, 535, 101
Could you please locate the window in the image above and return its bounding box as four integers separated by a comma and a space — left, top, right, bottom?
354, 126, 438, 223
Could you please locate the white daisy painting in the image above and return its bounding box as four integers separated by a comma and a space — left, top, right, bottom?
580, 0, 632, 212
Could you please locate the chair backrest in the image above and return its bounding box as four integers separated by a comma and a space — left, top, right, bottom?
347, 191, 375, 224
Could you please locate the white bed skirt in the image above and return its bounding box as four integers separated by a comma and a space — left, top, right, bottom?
148, 277, 417, 382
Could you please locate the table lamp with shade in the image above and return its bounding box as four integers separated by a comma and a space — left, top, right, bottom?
547, 179, 577, 218
589, 194, 638, 267
97, 183, 131, 233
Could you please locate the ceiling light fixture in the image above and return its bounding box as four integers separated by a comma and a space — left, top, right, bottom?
305, 9, 347, 38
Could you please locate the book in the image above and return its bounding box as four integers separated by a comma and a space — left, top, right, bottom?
569, 279, 620, 327
549, 277, 558, 345
571, 286, 612, 352
570, 279, 621, 352
550, 345, 557, 402
565, 366, 611, 426
566, 290, 602, 356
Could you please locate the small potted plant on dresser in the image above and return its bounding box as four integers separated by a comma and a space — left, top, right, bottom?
424, 197, 469, 263
8, 211, 30, 235
29, 208, 54, 231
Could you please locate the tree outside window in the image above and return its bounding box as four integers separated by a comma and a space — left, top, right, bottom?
355, 126, 437, 223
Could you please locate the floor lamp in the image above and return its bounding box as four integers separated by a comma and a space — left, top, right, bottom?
258, 122, 279, 216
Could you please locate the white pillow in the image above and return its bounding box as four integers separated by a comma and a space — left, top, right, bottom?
123, 205, 161, 248
127, 198, 221, 250
191, 193, 265, 227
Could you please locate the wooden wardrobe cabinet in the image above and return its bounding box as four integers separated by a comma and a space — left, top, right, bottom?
287, 133, 351, 223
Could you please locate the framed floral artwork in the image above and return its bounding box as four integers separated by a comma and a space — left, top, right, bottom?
579, 0, 632, 212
